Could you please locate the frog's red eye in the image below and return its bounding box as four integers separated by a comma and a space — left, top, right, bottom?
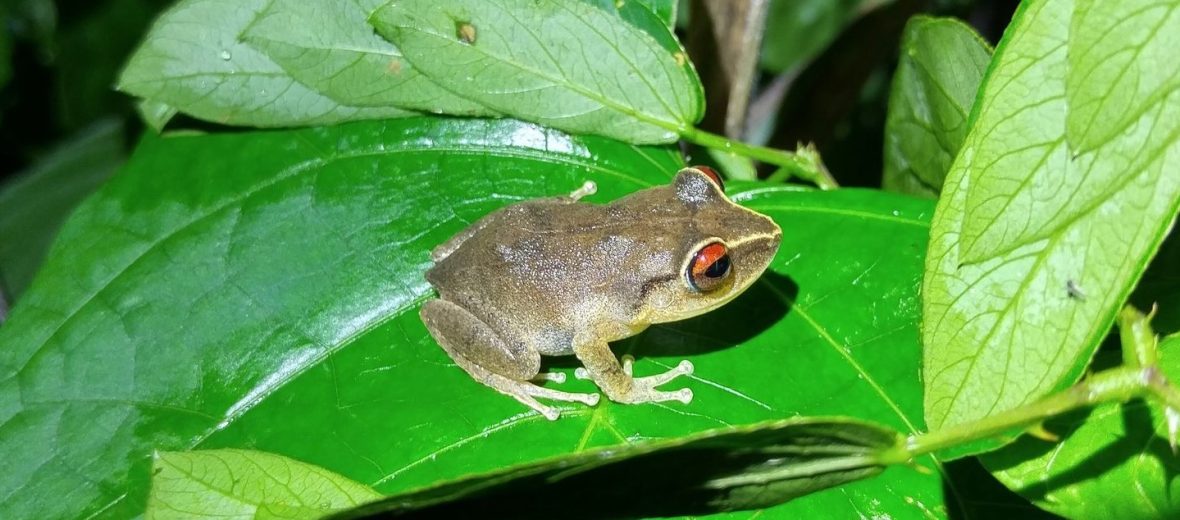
692, 165, 724, 191
687, 242, 732, 292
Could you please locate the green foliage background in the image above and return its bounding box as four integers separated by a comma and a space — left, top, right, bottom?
1, 0, 1177, 519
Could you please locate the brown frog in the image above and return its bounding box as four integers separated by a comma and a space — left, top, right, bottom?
421, 166, 782, 419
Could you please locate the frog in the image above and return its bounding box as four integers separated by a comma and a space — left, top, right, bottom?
420, 166, 782, 420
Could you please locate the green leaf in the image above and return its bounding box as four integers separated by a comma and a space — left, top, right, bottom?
337, 417, 904, 518
0, 117, 945, 518
137, 99, 180, 131
634, 0, 678, 28
240, 0, 491, 114
760, 0, 890, 73
147, 449, 380, 520
922, 0, 1180, 434
982, 334, 1180, 518
117, 0, 415, 127
0, 118, 125, 301
882, 16, 991, 198
370, 0, 704, 144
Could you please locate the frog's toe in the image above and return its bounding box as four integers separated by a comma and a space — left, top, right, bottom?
634, 359, 694, 387
512, 393, 562, 421
568, 180, 597, 201
611, 359, 694, 404
532, 371, 567, 384
619, 385, 694, 405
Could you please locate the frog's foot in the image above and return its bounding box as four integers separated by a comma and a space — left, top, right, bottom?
471, 367, 599, 421
576, 355, 695, 405
567, 180, 597, 201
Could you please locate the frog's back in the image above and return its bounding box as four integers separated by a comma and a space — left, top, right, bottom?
425, 196, 677, 333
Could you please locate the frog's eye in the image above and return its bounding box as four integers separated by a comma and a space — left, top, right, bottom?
687, 242, 732, 292
692, 165, 724, 191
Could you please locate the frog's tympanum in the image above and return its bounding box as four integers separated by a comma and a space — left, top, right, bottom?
421, 166, 782, 419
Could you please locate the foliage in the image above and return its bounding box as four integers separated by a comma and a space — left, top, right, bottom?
0, 0, 1177, 519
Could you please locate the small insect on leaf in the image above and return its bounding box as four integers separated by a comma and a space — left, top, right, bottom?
456, 21, 476, 44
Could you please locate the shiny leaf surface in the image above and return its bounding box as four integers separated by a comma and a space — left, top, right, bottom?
0, 117, 945, 518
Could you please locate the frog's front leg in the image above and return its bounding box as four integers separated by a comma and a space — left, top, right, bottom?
421, 300, 600, 420
572, 327, 694, 405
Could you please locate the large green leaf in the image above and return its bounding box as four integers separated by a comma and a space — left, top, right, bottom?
882, 16, 991, 198
117, 0, 414, 127
370, 0, 704, 144
983, 334, 1180, 518
240, 0, 491, 114
922, 0, 1180, 435
0, 117, 945, 518
0, 119, 125, 301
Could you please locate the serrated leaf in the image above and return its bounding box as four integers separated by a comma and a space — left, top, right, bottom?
117, 0, 415, 127
336, 417, 904, 518
0, 119, 124, 300
0, 117, 947, 518
241, 0, 491, 114
370, 0, 704, 144
882, 16, 991, 198
982, 334, 1180, 518
923, 0, 1180, 435
147, 449, 380, 520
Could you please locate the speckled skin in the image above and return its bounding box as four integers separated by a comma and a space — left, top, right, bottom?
421, 167, 782, 419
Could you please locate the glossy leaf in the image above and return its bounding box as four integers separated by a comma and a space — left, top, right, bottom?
0, 117, 946, 518
0, 119, 124, 300
117, 0, 414, 127
337, 417, 904, 518
882, 16, 991, 198
240, 0, 491, 114
983, 334, 1180, 518
147, 449, 381, 519
370, 0, 704, 143
922, 0, 1180, 434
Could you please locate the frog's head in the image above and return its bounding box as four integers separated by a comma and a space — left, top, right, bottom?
641, 166, 782, 324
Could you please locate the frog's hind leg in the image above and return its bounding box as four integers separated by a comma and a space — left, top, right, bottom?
420, 300, 600, 420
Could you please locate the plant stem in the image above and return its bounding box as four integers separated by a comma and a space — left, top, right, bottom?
895, 364, 1180, 462
679, 127, 839, 190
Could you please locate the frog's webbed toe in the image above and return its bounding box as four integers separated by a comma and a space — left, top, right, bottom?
463, 362, 600, 420
577, 355, 695, 405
